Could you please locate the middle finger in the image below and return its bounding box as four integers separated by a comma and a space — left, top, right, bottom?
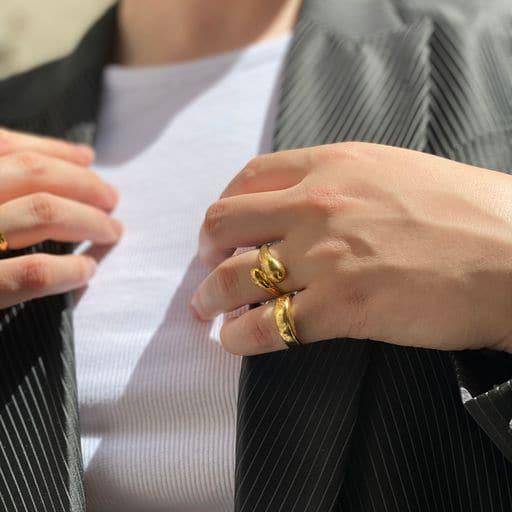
198, 189, 296, 267
0, 152, 118, 211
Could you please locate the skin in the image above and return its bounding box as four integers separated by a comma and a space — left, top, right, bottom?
117, 0, 301, 66
192, 143, 512, 356
0, 0, 299, 309
4, 2, 512, 359
0, 128, 122, 308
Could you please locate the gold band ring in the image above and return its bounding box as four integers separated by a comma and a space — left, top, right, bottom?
250, 243, 287, 296
0, 232, 8, 252
274, 294, 301, 347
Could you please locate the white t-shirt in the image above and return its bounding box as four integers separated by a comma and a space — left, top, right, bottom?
73, 34, 291, 512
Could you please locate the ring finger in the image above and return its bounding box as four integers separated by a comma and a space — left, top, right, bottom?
192, 242, 309, 320
219, 289, 323, 355
0, 193, 123, 250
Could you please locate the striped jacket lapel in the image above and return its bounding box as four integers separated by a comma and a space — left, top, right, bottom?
5, 2, 512, 510
235, 2, 433, 511
0, 8, 117, 512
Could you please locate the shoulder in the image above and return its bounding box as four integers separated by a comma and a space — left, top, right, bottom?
0, 5, 117, 132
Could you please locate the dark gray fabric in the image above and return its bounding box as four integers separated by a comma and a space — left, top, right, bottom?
0, 9, 117, 511
1, 1, 512, 510
236, 2, 512, 510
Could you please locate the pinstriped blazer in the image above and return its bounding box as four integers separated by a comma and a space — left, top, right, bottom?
1, 1, 512, 510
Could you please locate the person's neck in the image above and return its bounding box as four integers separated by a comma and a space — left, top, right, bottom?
117, 0, 301, 67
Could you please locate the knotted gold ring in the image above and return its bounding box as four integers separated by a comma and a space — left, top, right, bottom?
0, 232, 8, 252
250, 243, 302, 347
250, 244, 287, 297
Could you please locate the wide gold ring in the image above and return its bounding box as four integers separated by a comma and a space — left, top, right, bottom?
274, 294, 301, 347
0, 232, 8, 252
250, 243, 287, 296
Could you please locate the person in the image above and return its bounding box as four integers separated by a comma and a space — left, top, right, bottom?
1, 0, 512, 510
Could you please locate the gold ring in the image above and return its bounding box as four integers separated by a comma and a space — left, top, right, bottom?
0, 232, 8, 252
250, 243, 287, 296
274, 294, 301, 347
258, 244, 286, 283
250, 268, 281, 297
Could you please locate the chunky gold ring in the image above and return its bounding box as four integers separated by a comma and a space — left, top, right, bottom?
250, 268, 281, 297
0, 232, 8, 252
250, 243, 287, 296
258, 244, 286, 284
274, 294, 301, 347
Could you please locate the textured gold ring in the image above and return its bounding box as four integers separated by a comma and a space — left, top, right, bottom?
250, 243, 287, 296
0, 232, 8, 252
274, 294, 301, 347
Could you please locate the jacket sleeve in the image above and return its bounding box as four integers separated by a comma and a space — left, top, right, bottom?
452, 350, 512, 462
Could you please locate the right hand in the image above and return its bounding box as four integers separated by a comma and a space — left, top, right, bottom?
0, 128, 122, 310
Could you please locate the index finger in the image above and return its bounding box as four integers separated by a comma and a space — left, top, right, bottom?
0, 128, 94, 166
220, 148, 313, 199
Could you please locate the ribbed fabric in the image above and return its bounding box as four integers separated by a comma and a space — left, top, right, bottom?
0, 9, 117, 511
73, 35, 290, 511
1, 1, 512, 511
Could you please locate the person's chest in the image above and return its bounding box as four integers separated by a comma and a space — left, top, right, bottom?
72, 35, 290, 511
75, 36, 288, 398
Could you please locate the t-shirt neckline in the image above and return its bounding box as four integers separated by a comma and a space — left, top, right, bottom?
103, 32, 292, 91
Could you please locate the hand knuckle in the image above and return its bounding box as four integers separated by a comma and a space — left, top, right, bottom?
204, 200, 227, 238
249, 316, 275, 351
29, 193, 57, 225
343, 288, 369, 339
313, 238, 350, 264
315, 142, 363, 165
300, 183, 344, 215
15, 151, 41, 171
234, 161, 258, 190
215, 263, 239, 297
243, 156, 262, 178
19, 256, 51, 290
23, 159, 48, 180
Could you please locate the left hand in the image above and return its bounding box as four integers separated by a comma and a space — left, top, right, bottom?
192, 142, 512, 356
